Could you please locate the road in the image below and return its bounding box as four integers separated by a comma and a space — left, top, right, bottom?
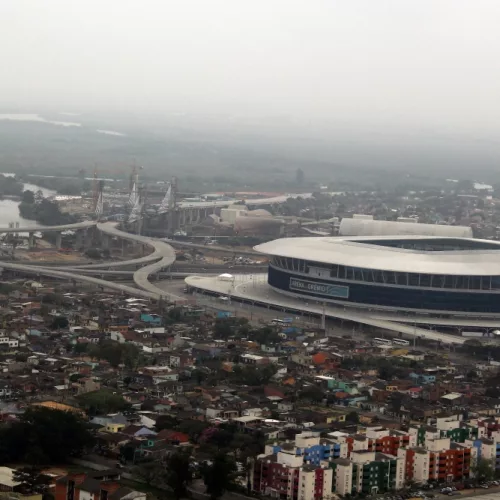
0, 220, 95, 233
0, 221, 179, 301
177, 192, 313, 209
156, 280, 411, 340
164, 239, 260, 256
182, 274, 467, 344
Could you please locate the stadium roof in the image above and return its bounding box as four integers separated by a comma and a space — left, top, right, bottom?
339, 218, 473, 238
255, 236, 500, 276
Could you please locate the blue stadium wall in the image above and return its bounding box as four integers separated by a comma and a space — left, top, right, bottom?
268, 265, 500, 314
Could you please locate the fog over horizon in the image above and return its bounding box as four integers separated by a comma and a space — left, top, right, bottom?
1, 1, 500, 136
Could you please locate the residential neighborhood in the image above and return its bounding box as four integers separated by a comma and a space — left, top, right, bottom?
0, 278, 499, 500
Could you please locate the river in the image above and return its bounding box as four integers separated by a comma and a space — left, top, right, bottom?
0, 174, 57, 227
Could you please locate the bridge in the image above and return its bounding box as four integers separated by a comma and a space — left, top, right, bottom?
0, 221, 95, 233
176, 193, 313, 209
164, 239, 261, 256
0, 221, 181, 302
0, 220, 96, 250
0, 219, 486, 342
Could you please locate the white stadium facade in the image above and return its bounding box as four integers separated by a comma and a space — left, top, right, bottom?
254, 235, 500, 317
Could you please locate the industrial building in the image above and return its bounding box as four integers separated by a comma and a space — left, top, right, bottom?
338, 218, 473, 238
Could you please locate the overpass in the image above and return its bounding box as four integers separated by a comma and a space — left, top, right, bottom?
0, 220, 96, 249
164, 239, 261, 256
177, 192, 313, 209
370, 313, 500, 329
0, 221, 181, 302
0, 219, 483, 340
184, 274, 467, 344
0, 221, 95, 233
0, 260, 179, 301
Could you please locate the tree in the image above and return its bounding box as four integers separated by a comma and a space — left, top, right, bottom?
214, 319, 233, 339
471, 457, 495, 484
19, 197, 74, 226
167, 307, 182, 322
155, 415, 179, 431
163, 451, 192, 499
464, 338, 482, 346
73, 343, 89, 355
177, 420, 210, 444
192, 369, 206, 385
134, 462, 163, 486
51, 316, 69, 330
35, 190, 44, 203
0, 407, 93, 464
88, 340, 140, 369
376, 358, 402, 380
270, 410, 280, 420
85, 248, 102, 260
346, 411, 359, 423
13, 467, 51, 494
77, 389, 130, 415
22, 190, 35, 204
202, 453, 236, 500
298, 385, 324, 403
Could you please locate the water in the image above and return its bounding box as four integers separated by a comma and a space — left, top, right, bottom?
0, 113, 81, 128
0, 174, 57, 227
0, 113, 126, 136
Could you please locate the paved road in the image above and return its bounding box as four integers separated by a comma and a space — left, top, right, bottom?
69, 222, 175, 269
0, 221, 179, 302
0, 260, 166, 300
371, 313, 500, 329
0, 220, 95, 233
177, 192, 313, 209
164, 239, 259, 256
184, 274, 466, 344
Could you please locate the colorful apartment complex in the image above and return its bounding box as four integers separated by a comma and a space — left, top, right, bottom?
399, 439, 474, 484
330, 450, 404, 495
252, 448, 334, 500
252, 423, 487, 499
266, 432, 348, 466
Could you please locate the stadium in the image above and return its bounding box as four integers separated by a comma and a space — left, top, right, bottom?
254, 235, 500, 316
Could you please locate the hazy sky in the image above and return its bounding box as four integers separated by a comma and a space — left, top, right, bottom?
2, 0, 500, 134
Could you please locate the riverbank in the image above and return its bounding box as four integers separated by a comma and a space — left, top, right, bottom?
0, 173, 57, 227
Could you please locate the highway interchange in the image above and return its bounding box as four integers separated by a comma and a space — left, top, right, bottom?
0, 220, 493, 344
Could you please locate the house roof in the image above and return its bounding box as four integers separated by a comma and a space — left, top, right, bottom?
0, 467, 21, 488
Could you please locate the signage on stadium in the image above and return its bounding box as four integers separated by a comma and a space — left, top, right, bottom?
289, 277, 349, 298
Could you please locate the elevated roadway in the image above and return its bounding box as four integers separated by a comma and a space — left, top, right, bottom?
70, 222, 174, 270
164, 239, 260, 256
0, 221, 181, 302
184, 274, 467, 344
177, 193, 313, 209
0, 221, 95, 233
370, 314, 500, 329
91, 222, 177, 299
0, 261, 168, 301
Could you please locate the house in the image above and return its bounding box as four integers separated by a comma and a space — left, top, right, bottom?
0, 466, 21, 492
55, 472, 146, 500
156, 429, 189, 444
119, 425, 157, 439
72, 377, 101, 395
